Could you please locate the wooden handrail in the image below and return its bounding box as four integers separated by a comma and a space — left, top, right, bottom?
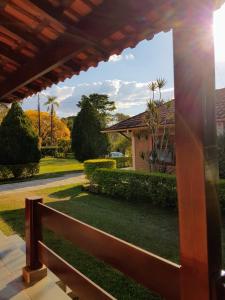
38, 241, 115, 300
38, 202, 181, 300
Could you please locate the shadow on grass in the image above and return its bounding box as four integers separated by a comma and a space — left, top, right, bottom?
49, 185, 83, 199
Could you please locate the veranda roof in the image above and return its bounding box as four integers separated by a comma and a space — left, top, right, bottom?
0, 0, 224, 103
103, 88, 225, 132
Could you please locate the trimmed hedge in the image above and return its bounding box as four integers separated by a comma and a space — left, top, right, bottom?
0, 163, 39, 179
41, 146, 58, 157
112, 157, 132, 168
92, 169, 177, 207
92, 169, 225, 211
84, 159, 116, 180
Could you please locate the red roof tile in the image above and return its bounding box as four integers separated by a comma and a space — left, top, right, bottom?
0, 0, 224, 103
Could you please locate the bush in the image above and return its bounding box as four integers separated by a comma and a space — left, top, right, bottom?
58, 138, 71, 157
84, 159, 116, 180
0, 103, 41, 165
92, 169, 225, 211
112, 157, 132, 168
92, 169, 176, 208
41, 146, 58, 157
0, 163, 39, 179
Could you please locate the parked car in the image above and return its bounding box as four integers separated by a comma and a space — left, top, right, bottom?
109, 152, 124, 158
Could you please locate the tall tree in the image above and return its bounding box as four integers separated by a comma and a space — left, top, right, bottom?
0, 103, 41, 165
77, 94, 115, 126
26, 110, 70, 146
0, 103, 8, 124
72, 98, 109, 161
44, 96, 59, 145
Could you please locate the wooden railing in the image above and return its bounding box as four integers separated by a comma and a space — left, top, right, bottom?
24, 197, 181, 300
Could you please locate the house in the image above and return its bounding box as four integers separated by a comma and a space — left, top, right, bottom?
104, 88, 225, 172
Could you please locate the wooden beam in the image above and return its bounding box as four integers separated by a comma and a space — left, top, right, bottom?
173, 1, 222, 299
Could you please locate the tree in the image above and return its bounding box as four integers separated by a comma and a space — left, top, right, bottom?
72, 98, 109, 161
26, 110, 70, 146
77, 94, 115, 126
44, 96, 59, 144
0, 103, 41, 165
218, 134, 225, 178
0, 103, 8, 124
61, 116, 75, 133
145, 78, 172, 172
108, 113, 131, 155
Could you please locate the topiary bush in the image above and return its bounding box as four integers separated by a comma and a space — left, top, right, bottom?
0, 103, 41, 178
84, 159, 116, 180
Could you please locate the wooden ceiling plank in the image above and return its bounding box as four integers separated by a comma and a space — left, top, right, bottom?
0, 0, 154, 101
0, 12, 44, 49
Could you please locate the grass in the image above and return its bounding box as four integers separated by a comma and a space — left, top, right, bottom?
0, 184, 224, 299
0, 157, 84, 185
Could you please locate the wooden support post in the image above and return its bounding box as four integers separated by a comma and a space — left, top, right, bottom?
173, 1, 222, 299
23, 197, 47, 284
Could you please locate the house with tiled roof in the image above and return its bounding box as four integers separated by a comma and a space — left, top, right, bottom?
103, 88, 225, 171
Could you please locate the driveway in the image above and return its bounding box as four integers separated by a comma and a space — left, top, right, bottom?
0, 172, 85, 195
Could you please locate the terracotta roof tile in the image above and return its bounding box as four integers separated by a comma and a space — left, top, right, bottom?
0, 0, 224, 103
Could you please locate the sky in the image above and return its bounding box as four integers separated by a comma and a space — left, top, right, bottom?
22, 4, 225, 118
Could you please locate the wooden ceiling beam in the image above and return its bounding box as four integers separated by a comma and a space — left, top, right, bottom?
0, 12, 44, 49
0, 0, 151, 101
0, 35, 83, 100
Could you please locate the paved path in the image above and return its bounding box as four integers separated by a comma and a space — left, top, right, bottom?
0, 172, 85, 195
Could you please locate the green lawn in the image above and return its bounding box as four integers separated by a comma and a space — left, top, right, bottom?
39, 157, 83, 175
0, 157, 84, 185
0, 184, 224, 299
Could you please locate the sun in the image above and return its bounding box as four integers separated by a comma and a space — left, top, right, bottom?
214, 3, 225, 62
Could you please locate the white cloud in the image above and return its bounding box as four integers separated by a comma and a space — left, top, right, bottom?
108, 54, 123, 62
108, 53, 135, 63
22, 79, 174, 117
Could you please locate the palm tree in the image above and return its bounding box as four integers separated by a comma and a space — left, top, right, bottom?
148, 81, 157, 100
44, 96, 59, 145
156, 78, 166, 100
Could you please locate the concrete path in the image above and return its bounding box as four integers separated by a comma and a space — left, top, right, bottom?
0, 172, 85, 195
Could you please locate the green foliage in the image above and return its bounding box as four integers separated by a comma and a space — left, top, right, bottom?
92, 169, 177, 207
111, 157, 132, 168
77, 94, 115, 126
0, 103, 41, 165
57, 138, 71, 157
61, 116, 75, 132
84, 159, 116, 179
72, 99, 109, 161
0, 163, 39, 179
218, 134, 225, 178
93, 169, 225, 211
41, 146, 58, 157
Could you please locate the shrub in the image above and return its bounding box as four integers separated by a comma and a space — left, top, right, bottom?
92, 169, 225, 211
0, 163, 39, 179
58, 138, 71, 157
112, 157, 132, 168
84, 159, 116, 180
0, 103, 41, 165
41, 146, 58, 157
92, 169, 177, 207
